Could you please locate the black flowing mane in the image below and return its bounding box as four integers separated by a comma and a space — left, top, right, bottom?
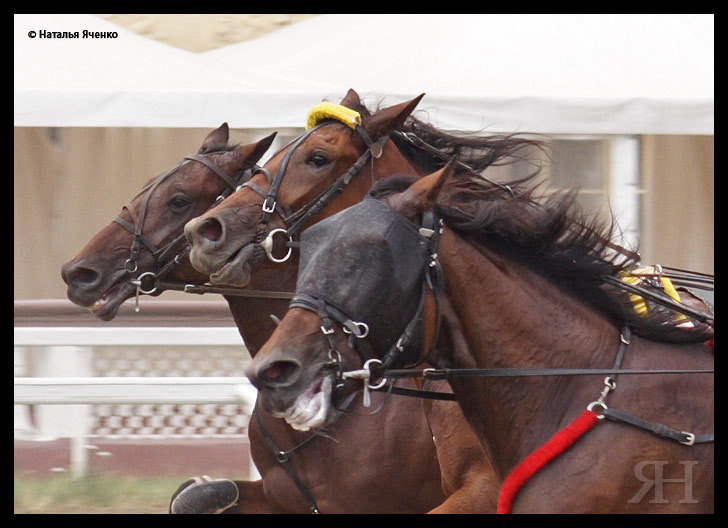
350, 98, 546, 182
368, 172, 713, 344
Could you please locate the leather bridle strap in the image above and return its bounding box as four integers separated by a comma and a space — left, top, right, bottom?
113, 154, 247, 279
252, 390, 360, 514
184, 154, 238, 190
283, 133, 389, 239
254, 123, 329, 225
241, 121, 390, 265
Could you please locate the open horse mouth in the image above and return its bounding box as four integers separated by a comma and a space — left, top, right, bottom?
89, 278, 137, 321
208, 243, 258, 287
66, 271, 138, 321
272, 373, 333, 432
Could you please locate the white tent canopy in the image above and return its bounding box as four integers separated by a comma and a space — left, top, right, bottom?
15, 14, 713, 134
13, 14, 324, 129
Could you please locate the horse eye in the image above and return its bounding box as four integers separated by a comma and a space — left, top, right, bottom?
168, 195, 191, 211
307, 153, 330, 168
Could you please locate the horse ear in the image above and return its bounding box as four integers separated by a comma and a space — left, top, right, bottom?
362, 93, 425, 140
340, 88, 362, 110
389, 159, 455, 218
199, 123, 230, 154
235, 132, 277, 166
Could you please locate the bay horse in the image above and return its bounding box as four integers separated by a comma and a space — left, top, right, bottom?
59, 121, 448, 513
245, 163, 714, 513
182, 88, 545, 513
63, 89, 539, 513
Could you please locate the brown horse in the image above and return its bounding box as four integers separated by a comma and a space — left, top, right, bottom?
246, 164, 714, 513
59, 123, 449, 513
62, 89, 539, 513
182, 89, 549, 513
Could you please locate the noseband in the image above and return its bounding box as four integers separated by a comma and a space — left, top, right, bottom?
239, 105, 390, 264
113, 153, 253, 307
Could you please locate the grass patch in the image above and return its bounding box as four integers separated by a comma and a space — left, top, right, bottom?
14, 473, 185, 514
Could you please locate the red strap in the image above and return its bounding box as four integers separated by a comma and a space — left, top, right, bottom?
497, 409, 600, 513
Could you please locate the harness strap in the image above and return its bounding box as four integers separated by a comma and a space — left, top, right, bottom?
113, 216, 159, 254
602, 408, 714, 445
153, 280, 294, 299
374, 383, 457, 401
497, 326, 712, 513
382, 366, 714, 380
603, 274, 714, 326
239, 180, 292, 220
253, 391, 359, 514
184, 154, 238, 190
254, 410, 322, 514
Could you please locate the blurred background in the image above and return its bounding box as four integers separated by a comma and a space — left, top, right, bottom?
14, 14, 713, 513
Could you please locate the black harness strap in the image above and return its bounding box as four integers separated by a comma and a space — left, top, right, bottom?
184, 154, 238, 190
253, 391, 359, 514
602, 408, 714, 445
382, 366, 714, 380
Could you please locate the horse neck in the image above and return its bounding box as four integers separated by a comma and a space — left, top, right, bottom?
212, 260, 299, 356
436, 229, 620, 478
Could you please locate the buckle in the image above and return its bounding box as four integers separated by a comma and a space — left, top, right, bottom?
262, 197, 276, 214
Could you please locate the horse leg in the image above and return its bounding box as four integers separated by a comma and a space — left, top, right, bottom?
422, 380, 499, 514
170, 477, 274, 514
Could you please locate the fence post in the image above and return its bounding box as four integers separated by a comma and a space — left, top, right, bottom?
32, 345, 93, 477
14, 347, 35, 438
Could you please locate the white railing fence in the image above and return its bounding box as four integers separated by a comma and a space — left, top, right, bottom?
14, 299, 259, 479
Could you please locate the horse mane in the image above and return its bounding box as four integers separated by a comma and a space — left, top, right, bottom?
438, 172, 713, 343
354, 99, 546, 179
373, 171, 712, 344
397, 115, 546, 177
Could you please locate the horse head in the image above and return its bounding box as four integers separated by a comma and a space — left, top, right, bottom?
61, 124, 275, 320
183, 90, 425, 288
244, 163, 455, 431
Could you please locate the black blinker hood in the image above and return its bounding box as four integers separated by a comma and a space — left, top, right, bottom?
292, 198, 432, 365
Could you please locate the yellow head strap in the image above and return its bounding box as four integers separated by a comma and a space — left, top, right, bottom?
306, 102, 362, 130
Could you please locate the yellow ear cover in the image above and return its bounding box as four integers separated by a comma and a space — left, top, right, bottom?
306, 102, 361, 130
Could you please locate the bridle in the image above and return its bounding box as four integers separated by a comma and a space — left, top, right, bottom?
112, 152, 279, 309
238, 104, 391, 264
289, 207, 446, 406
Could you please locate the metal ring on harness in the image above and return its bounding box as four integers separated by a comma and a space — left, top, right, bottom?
342, 321, 370, 338
124, 258, 138, 273
587, 400, 608, 419
260, 228, 294, 263
130, 271, 159, 295
364, 359, 387, 390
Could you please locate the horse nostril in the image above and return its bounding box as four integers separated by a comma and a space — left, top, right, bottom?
260, 361, 300, 387
199, 218, 223, 242
65, 265, 101, 287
